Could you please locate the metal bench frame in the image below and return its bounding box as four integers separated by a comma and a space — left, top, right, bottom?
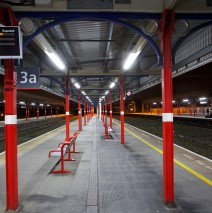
48, 132, 79, 173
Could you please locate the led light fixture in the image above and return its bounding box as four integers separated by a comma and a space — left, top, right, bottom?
123, 51, 140, 70
110, 82, 115, 88
45, 51, 66, 70
74, 82, 80, 89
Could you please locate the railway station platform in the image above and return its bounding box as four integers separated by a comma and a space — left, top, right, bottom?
0, 116, 212, 213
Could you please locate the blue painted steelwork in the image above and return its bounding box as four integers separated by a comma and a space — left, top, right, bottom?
172, 20, 212, 64
15, 11, 161, 20
16, 10, 212, 66
22, 15, 162, 64
175, 13, 212, 20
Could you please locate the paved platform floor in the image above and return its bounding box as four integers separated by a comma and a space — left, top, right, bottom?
0, 116, 211, 213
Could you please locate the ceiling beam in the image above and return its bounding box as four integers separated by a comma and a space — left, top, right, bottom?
40, 69, 161, 77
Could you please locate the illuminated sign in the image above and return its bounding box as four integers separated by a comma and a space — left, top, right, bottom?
0, 26, 22, 59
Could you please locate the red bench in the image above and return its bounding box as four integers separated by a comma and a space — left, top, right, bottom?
102, 122, 109, 139
48, 132, 79, 173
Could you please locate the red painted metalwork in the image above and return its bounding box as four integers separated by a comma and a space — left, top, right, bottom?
87, 104, 89, 122
104, 98, 107, 127
45, 105, 47, 118
25, 102, 28, 120
27, 104, 30, 119
50, 106, 52, 117
2, 7, 18, 210
119, 78, 125, 144
78, 90, 82, 131
110, 91, 113, 128
84, 99, 86, 125
36, 103, 39, 119
71, 132, 80, 154
159, 9, 175, 205
65, 77, 70, 140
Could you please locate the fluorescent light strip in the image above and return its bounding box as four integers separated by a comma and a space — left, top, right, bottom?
45, 51, 66, 70
123, 51, 140, 70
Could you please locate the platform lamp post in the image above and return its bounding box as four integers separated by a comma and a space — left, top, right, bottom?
159, 9, 175, 206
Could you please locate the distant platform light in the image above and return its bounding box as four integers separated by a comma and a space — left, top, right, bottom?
183, 99, 189, 102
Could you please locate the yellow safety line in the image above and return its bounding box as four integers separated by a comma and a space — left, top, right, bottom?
114, 121, 212, 186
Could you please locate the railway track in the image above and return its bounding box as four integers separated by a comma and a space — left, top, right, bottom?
113, 114, 212, 160
0, 116, 78, 153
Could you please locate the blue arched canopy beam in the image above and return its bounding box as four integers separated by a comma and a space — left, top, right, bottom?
19, 13, 162, 65
172, 20, 212, 64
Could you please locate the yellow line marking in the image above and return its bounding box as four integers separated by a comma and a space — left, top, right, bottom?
114, 121, 212, 186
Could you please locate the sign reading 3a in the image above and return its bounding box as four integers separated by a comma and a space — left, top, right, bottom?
16, 67, 40, 89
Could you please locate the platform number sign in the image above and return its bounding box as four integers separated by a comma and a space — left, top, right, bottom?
16, 67, 40, 90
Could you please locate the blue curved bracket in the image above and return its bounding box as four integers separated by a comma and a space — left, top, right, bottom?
22, 15, 162, 65
172, 20, 212, 64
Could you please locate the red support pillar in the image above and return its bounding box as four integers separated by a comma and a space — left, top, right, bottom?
110, 91, 112, 128
25, 102, 28, 120
27, 103, 30, 119
78, 90, 82, 131
105, 99, 107, 126
45, 105, 47, 118
3, 7, 19, 210
119, 78, 125, 144
65, 77, 70, 140
36, 103, 39, 119
84, 99, 86, 125
87, 104, 89, 122
50, 106, 52, 117
4, 59, 18, 210
159, 9, 175, 206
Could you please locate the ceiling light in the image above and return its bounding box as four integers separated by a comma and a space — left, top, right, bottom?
105, 91, 109, 95
110, 82, 115, 88
127, 91, 132, 96
74, 82, 80, 89
199, 97, 206, 101
123, 51, 140, 70
153, 102, 157, 105
45, 51, 66, 70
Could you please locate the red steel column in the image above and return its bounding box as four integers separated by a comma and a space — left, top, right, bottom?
109, 90, 113, 129
45, 105, 47, 118
119, 78, 125, 144
4, 59, 18, 210
102, 102, 104, 122
105, 99, 107, 126
78, 90, 82, 131
159, 9, 175, 205
36, 103, 39, 119
51, 106, 52, 117
65, 77, 70, 140
87, 104, 89, 122
3, 7, 19, 210
84, 99, 86, 125
27, 103, 30, 119
25, 102, 28, 120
